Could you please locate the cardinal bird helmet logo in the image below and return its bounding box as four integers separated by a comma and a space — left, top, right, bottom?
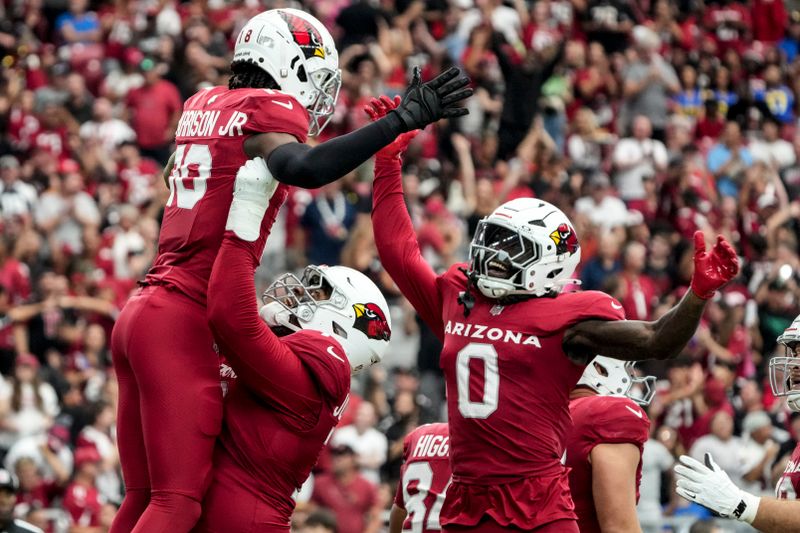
549, 222, 579, 256
352, 303, 391, 341
279, 11, 326, 59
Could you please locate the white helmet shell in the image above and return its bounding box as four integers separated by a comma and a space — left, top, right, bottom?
468, 198, 581, 298
769, 314, 800, 411
260, 265, 391, 374
577, 356, 656, 406
233, 8, 341, 136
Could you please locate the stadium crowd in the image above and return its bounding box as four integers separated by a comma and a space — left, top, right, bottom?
0, 0, 799, 531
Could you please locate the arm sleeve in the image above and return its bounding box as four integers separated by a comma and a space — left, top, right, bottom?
207, 232, 322, 421
266, 113, 406, 189
372, 157, 445, 340
538, 41, 566, 83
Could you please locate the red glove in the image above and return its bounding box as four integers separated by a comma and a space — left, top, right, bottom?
364, 95, 419, 161
690, 231, 739, 299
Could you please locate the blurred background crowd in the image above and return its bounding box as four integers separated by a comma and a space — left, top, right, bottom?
1, 0, 800, 531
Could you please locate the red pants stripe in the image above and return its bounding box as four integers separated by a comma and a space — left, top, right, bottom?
110, 285, 222, 533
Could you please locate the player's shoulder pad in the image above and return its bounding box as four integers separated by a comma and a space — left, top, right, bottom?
211, 87, 310, 142
558, 290, 626, 324
590, 396, 650, 446
403, 423, 450, 461
182, 85, 220, 110
406, 422, 449, 444
13, 519, 45, 533
283, 330, 350, 406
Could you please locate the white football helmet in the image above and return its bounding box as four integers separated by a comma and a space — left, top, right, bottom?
260, 265, 391, 374
233, 8, 341, 136
577, 356, 656, 406
769, 314, 800, 411
468, 199, 581, 298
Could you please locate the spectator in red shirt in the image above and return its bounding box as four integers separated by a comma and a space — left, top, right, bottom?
703, 0, 751, 55
13, 457, 60, 518
620, 240, 658, 320
117, 142, 160, 209
0, 239, 31, 306
752, 0, 787, 44
311, 445, 382, 533
124, 58, 181, 165
63, 446, 104, 530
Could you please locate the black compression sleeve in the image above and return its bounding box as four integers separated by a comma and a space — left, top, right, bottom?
266, 112, 406, 188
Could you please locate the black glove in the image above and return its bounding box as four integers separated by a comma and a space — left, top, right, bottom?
391, 66, 473, 132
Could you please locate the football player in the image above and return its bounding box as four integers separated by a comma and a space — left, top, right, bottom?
365, 96, 738, 532
675, 314, 800, 533
188, 158, 391, 532
567, 356, 656, 533
110, 9, 471, 533
390, 423, 451, 533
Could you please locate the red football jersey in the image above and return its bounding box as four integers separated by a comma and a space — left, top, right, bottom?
212, 329, 350, 527
371, 161, 627, 529
776, 442, 800, 500
437, 273, 625, 528
394, 423, 452, 533
566, 395, 650, 533
144, 86, 309, 305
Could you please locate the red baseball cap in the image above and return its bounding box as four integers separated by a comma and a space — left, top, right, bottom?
74, 446, 102, 469
58, 159, 80, 175
15, 353, 39, 369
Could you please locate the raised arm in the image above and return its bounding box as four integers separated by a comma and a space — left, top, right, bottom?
206, 158, 320, 417
368, 97, 445, 339
563, 232, 739, 362
245, 67, 471, 189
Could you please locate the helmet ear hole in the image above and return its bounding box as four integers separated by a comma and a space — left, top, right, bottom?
297, 64, 308, 83
547, 268, 563, 279
331, 321, 348, 339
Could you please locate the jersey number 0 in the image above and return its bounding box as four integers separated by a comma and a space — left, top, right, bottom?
456, 343, 499, 419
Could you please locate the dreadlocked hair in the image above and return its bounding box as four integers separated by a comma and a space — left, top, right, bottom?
229, 61, 281, 90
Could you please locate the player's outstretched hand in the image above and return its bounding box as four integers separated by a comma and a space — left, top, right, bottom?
689, 231, 739, 299
674, 453, 760, 523
226, 157, 278, 242
364, 96, 419, 161
391, 66, 472, 132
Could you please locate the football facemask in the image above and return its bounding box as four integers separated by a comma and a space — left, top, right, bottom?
769, 316, 800, 411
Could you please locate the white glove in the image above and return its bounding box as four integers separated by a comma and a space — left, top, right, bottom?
674, 453, 760, 524
226, 157, 279, 242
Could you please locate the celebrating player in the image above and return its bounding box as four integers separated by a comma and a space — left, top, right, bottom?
110, 8, 472, 532
366, 96, 739, 532
187, 157, 391, 532
675, 314, 800, 533
390, 423, 452, 533
567, 356, 655, 533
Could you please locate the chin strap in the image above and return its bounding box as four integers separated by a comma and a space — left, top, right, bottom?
553, 278, 582, 290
